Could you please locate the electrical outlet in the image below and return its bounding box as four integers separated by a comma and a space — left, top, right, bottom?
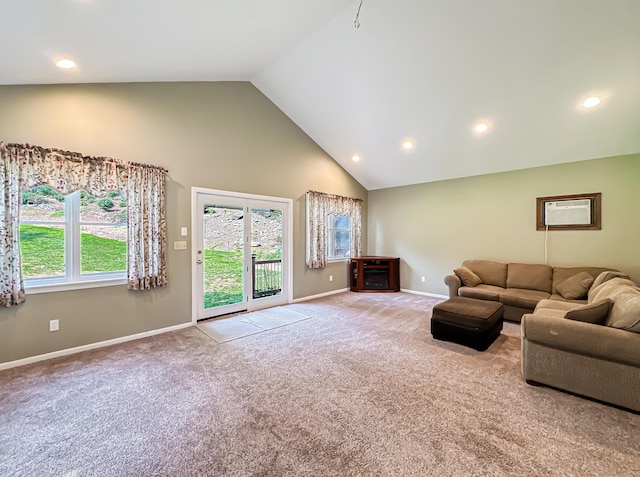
329, 275, 333, 282
50, 319, 59, 332
421, 276, 426, 282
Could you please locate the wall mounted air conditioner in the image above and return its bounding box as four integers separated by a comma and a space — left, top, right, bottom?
544, 199, 591, 226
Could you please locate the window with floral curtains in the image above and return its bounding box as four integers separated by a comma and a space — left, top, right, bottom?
0, 142, 168, 307
306, 190, 363, 269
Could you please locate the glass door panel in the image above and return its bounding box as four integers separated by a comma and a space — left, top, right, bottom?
200, 202, 246, 317
251, 207, 283, 301
193, 189, 291, 322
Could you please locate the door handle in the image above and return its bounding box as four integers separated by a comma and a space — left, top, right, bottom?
197, 259, 203, 264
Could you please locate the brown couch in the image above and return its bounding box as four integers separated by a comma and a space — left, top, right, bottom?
444, 260, 614, 322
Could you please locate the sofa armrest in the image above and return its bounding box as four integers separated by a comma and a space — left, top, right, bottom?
444, 274, 462, 299
521, 313, 640, 367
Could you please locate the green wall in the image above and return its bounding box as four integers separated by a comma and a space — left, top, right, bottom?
368, 154, 639, 295
0, 82, 366, 364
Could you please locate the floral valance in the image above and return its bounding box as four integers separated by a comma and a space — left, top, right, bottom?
4, 142, 167, 197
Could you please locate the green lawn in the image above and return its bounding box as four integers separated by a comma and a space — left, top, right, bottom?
203, 248, 243, 308
19, 225, 266, 308
19, 224, 126, 277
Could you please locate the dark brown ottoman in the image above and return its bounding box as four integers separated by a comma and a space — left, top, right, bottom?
431, 297, 504, 351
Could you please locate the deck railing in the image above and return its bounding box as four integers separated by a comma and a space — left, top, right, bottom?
252, 255, 282, 299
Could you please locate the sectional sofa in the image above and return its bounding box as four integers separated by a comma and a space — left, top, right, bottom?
444, 259, 613, 322
445, 260, 640, 411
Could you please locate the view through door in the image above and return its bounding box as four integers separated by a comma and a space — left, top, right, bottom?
193, 189, 291, 321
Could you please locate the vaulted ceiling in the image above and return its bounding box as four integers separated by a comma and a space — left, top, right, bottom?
2, 0, 639, 190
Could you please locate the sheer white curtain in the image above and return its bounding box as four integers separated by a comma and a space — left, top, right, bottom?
0, 142, 168, 307
306, 190, 363, 269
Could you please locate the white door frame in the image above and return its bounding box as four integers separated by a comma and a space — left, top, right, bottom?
190, 187, 293, 324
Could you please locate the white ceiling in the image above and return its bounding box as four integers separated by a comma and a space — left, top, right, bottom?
2, 0, 639, 190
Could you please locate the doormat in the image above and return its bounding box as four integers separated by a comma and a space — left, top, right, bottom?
197, 307, 311, 343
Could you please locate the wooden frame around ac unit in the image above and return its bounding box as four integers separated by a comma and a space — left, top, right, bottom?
536, 192, 601, 231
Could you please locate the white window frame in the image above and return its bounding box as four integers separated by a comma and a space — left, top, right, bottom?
21, 190, 127, 294
327, 214, 351, 262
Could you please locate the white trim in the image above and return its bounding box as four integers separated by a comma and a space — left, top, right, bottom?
0, 322, 193, 371
292, 288, 349, 303
190, 187, 294, 323
22, 189, 128, 293
25, 277, 127, 294
191, 187, 292, 205
401, 288, 448, 299
191, 188, 199, 324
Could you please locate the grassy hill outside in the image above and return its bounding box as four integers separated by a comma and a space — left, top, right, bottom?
19, 187, 280, 308
20, 224, 127, 277
20, 224, 246, 307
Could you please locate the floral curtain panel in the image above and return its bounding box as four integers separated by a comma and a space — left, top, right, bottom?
0, 142, 168, 307
0, 146, 25, 306
306, 190, 363, 269
123, 164, 168, 290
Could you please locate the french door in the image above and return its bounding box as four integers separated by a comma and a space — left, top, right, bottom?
192, 188, 292, 321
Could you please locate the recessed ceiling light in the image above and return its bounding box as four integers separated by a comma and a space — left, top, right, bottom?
474, 122, 490, 133
402, 140, 415, 151
55, 58, 77, 69
352, 155, 361, 162
583, 96, 601, 108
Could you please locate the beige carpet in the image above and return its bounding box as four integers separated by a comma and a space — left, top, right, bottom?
1, 292, 638, 476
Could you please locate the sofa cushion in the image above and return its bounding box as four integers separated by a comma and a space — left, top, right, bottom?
462, 260, 507, 288
556, 271, 594, 300
588, 277, 639, 304
588, 271, 630, 299
499, 288, 550, 309
532, 299, 576, 318
530, 308, 566, 319
564, 299, 613, 325
552, 267, 614, 295
506, 263, 552, 293
535, 299, 582, 313
459, 284, 503, 301
605, 289, 640, 334
548, 294, 588, 304
454, 267, 482, 287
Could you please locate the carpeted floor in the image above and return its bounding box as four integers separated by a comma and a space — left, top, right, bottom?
1, 292, 638, 476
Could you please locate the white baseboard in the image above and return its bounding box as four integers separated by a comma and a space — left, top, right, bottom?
0, 322, 193, 371
292, 288, 349, 303
401, 288, 448, 299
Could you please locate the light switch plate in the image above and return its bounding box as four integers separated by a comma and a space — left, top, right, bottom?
181, 227, 188, 236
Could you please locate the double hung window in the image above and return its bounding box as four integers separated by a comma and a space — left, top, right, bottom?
1, 142, 168, 307
305, 190, 362, 269
19, 186, 127, 290
327, 215, 351, 260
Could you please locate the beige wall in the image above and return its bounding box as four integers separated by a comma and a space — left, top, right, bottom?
368, 154, 640, 295
0, 82, 366, 364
